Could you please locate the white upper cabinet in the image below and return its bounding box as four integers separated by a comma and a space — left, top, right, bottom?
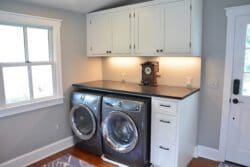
88, 10, 132, 56
134, 5, 164, 55
163, 0, 191, 54
111, 10, 132, 54
87, 0, 202, 57
87, 14, 111, 56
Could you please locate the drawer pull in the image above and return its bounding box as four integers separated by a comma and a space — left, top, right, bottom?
159, 146, 170, 151
160, 104, 171, 108
160, 120, 171, 124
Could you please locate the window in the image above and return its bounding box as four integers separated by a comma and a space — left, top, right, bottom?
0, 11, 63, 117
0, 25, 53, 104
243, 24, 250, 96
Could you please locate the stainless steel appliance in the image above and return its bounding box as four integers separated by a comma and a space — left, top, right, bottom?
70, 91, 103, 155
102, 95, 151, 166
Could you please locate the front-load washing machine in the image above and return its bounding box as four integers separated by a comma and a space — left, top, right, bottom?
102, 95, 151, 167
70, 91, 103, 155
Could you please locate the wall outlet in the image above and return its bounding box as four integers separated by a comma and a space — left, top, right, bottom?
207, 81, 219, 89
186, 77, 193, 89
56, 124, 61, 130
121, 73, 127, 83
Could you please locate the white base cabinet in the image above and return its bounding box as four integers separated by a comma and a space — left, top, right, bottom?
151, 92, 199, 167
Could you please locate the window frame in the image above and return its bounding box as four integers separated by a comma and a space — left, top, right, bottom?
0, 11, 63, 118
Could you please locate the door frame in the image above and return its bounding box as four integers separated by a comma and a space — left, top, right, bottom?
219, 4, 250, 162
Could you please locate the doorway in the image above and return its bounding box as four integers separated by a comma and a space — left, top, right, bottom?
220, 5, 250, 167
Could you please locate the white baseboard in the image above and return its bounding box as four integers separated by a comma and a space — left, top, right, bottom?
0, 140, 222, 167
193, 146, 199, 158
0, 136, 74, 167
196, 145, 221, 161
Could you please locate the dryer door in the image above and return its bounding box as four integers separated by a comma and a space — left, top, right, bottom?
102, 111, 138, 153
70, 104, 96, 140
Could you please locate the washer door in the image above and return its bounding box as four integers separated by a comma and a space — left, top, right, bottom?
102, 111, 138, 153
70, 104, 96, 140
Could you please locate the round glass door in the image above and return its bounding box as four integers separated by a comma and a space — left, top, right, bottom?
102, 111, 138, 153
70, 104, 96, 140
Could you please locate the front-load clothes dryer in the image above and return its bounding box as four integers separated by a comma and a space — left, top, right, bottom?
102, 95, 151, 167
70, 91, 103, 155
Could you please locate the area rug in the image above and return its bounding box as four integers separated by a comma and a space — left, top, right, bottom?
43, 154, 96, 167
218, 162, 245, 167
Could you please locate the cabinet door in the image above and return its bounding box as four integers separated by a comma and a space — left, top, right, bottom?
134, 5, 164, 55
154, 113, 177, 143
87, 14, 111, 56
163, 0, 191, 54
151, 143, 176, 167
111, 10, 132, 54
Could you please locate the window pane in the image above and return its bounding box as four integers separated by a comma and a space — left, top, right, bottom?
0, 25, 25, 62
32, 65, 53, 98
243, 73, 250, 96
244, 49, 250, 72
3, 66, 30, 104
246, 25, 250, 48
27, 28, 50, 62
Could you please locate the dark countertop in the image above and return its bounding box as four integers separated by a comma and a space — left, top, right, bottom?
72, 80, 200, 100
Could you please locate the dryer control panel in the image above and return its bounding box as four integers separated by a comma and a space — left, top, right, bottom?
103, 97, 144, 112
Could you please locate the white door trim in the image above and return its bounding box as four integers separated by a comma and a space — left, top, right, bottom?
219, 4, 250, 162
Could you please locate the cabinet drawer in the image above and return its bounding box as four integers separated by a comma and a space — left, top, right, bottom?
151, 143, 176, 167
153, 99, 177, 115
153, 113, 177, 143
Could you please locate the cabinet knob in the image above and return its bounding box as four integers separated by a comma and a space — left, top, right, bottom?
106, 51, 109, 54
160, 49, 163, 52
109, 51, 112, 54
156, 49, 159, 53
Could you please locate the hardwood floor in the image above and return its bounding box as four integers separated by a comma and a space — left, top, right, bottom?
28, 146, 219, 167
189, 157, 219, 167
28, 147, 115, 167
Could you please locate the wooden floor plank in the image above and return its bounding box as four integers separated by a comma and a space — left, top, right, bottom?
188, 157, 219, 167
28, 146, 219, 167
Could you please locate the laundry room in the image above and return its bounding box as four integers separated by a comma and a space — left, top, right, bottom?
0, 0, 250, 167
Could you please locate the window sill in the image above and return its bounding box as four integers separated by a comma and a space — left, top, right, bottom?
0, 97, 64, 118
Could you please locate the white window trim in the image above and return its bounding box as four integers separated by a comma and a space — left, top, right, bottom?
0, 10, 64, 118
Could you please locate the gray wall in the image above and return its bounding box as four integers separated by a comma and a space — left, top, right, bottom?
2, 0, 250, 163
198, 0, 250, 149
0, 0, 102, 163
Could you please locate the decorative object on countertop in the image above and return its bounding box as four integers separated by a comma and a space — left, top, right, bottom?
140, 61, 160, 86
42, 154, 95, 167
186, 77, 193, 89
